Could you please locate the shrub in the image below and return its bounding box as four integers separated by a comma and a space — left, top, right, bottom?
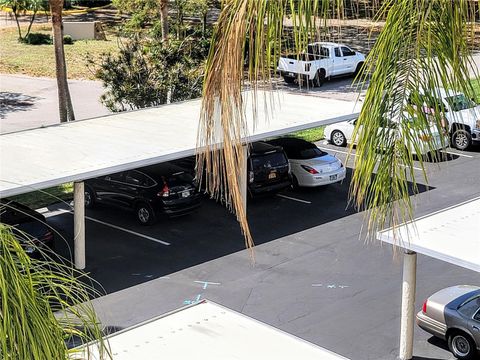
63, 35, 74, 45
22, 33, 52, 45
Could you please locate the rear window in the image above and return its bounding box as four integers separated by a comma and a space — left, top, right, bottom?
251, 152, 287, 170
164, 171, 194, 186
287, 147, 326, 160
458, 295, 480, 318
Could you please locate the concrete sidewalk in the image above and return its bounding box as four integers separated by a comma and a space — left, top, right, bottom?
0, 74, 110, 133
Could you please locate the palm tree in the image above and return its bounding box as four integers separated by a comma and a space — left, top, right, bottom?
0, 225, 109, 359
159, 0, 169, 41
198, 0, 478, 246
49, 0, 75, 122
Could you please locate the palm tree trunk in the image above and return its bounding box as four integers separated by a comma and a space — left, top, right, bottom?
159, 0, 169, 41
50, 0, 75, 122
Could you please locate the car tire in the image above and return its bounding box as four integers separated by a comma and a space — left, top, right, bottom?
353, 61, 364, 77
291, 174, 300, 189
451, 129, 471, 151
331, 130, 347, 147
313, 69, 326, 87
283, 76, 295, 84
135, 202, 156, 225
448, 331, 477, 360
84, 186, 96, 209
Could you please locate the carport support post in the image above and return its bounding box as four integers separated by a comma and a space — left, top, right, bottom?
399, 250, 417, 360
239, 144, 248, 214
74, 181, 86, 270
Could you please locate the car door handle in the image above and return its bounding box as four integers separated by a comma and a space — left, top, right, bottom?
343, 58, 348, 60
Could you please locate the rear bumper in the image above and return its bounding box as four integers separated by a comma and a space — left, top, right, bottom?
157, 195, 202, 217
299, 167, 346, 187
416, 311, 447, 340
249, 180, 291, 196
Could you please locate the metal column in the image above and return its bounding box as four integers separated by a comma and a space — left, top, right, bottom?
239, 144, 248, 215
399, 250, 417, 360
73, 181, 85, 270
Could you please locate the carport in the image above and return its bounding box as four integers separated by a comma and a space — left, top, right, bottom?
377, 196, 480, 360
0, 90, 360, 269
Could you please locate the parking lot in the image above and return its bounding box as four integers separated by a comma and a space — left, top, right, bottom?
41, 140, 480, 360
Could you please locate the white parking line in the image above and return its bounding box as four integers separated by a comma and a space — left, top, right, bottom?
276, 194, 312, 204
317, 146, 355, 156
85, 216, 171, 246
42, 208, 170, 246
440, 150, 474, 158
317, 146, 426, 171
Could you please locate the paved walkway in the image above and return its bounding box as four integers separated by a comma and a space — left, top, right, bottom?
0, 74, 110, 133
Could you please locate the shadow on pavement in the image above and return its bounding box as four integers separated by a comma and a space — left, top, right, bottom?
47, 168, 433, 294
0, 92, 39, 118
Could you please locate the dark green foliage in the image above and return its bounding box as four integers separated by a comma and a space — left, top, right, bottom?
63, 35, 74, 45
22, 32, 52, 45
94, 34, 208, 112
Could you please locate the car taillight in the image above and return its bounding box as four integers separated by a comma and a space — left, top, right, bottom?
422, 299, 428, 314
301, 165, 319, 174
157, 184, 170, 197
249, 171, 254, 184
40, 230, 53, 242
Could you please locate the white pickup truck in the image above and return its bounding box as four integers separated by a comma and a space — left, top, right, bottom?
277, 42, 365, 86
414, 88, 480, 150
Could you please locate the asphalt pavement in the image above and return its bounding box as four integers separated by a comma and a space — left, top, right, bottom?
43, 142, 480, 360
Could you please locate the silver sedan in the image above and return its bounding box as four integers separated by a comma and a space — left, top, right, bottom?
416, 285, 480, 359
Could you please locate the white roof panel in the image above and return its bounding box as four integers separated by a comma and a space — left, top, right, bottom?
377, 197, 480, 272
0, 90, 359, 197
74, 300, 349, 360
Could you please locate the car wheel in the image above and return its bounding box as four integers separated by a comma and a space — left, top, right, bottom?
135, 202, 156, 225
331, 130, 347, 147
84, 186, 96, 209
451, 129, 471, 151
353, 62, 364, 77
448, 332, 477, 360
291, 174, 300, 189
284, 76, 295, 84
313, 69, 326, 87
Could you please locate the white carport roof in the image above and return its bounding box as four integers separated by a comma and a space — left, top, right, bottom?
74, 300, 349, 360
0, 90, 359, 198
377, 197, 480, 272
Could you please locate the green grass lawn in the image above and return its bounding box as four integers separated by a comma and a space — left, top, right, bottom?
0, 24, 119, 80
10, 183, 73, 209
289, 126, 325, 142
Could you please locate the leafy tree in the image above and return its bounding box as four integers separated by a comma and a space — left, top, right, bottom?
0, 0, 48, 40
0, 225, 109, 359
198, 0, 477, 248
94, 34, 208, 111
49, 0, 75, 122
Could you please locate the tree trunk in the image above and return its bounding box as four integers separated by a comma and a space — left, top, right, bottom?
50, 0, 75, 122
12, 6, 23, 40
159, 0, 169, 41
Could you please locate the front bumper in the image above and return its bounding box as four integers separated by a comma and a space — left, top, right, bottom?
472, 128, 480, 143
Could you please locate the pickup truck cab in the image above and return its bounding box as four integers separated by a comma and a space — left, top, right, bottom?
411, 88, 480, 150
277, 42, 365, 86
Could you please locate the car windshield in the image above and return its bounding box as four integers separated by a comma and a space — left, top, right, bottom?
445, 94, 476, 111
252, 152, 287, 170
165, 171, 194, 186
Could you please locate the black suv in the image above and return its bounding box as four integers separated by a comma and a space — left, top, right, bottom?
84, 163, 202, 225
0, 199, 54, 256
248, 142, 291, 196
171, 142, 291, 197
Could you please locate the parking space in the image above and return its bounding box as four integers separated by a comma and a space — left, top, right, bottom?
40, 140, 480, 360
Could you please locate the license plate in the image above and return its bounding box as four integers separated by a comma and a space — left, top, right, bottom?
329, 174, 337, 181
268, 172, 277, 179
181, 190, 190, 198
25, 245, 35, 253
288, 72, 294, 76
